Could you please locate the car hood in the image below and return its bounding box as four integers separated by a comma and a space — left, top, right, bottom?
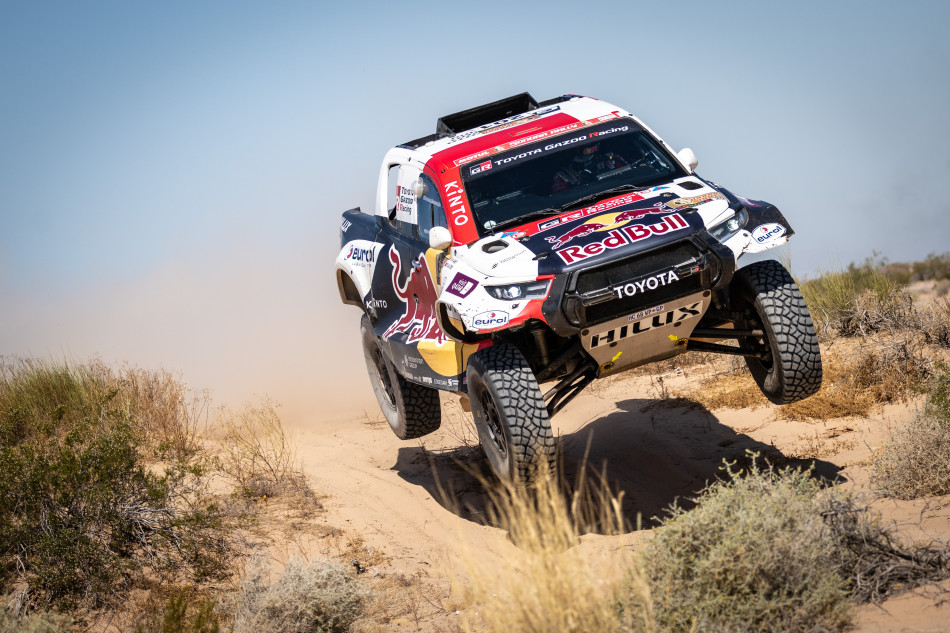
462, 181, 734, 277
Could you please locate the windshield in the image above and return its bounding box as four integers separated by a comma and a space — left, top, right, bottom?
462, 119, 687, 235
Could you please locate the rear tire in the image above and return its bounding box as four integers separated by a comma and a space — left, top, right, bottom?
361, 315, 441, 439
466, 344, 554, 484
731, 260, 822, 404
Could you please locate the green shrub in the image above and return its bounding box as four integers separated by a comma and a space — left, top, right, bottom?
639, 454, 950, 632
639, 458, 852, 633
231, 557, 367, 633
0, 359, 234, 610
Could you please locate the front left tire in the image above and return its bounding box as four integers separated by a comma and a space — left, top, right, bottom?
466, 343, 555, 484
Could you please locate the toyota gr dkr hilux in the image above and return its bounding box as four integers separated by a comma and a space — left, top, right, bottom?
335, 93, 822, 483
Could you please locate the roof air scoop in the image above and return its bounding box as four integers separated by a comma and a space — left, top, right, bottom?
437, 93, 539, 137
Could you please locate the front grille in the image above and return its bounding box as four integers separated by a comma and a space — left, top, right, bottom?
574, 242, 701, 294
564, 239, 718, 326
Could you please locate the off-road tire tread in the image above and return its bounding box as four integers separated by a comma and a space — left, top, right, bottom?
468, 344, 554, 483
393, 372, 441, 439
360, 314, 441, 440
734, 260, 822, 404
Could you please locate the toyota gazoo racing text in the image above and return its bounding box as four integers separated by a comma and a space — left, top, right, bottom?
335, 93, 822, 483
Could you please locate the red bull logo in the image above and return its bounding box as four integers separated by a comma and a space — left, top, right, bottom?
383, 246, 447, 345
557, 214, 690, 265
545, 205, 673, 249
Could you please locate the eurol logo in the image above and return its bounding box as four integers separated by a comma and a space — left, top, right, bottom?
345, 246, 375, 262
751, 223, 787, 244
469, 160, 492, 176
472, 310, 509, 329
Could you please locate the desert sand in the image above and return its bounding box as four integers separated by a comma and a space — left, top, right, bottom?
286, 362, 950, 632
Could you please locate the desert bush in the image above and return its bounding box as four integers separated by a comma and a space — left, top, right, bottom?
640, 455, 950, 632
0, 358, 235, 610
456, 471, 655, 633
231, 557, 367, 633
680, 340, 929, 419
640, 458, 853, 633
216, 399, 305, 499
872, 363, 950, 498
907, 252, 950, 283
920, 298, 950, 348
817, 493, 950, 602
799, 259, 917, 338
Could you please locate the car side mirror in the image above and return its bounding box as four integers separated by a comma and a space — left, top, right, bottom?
410, 179, 428, 198
429, 226, 452, 250
677, 147, 698, 172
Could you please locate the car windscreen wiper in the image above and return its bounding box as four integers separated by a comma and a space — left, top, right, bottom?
489, 207, 565, 233
556, 184, 646, 214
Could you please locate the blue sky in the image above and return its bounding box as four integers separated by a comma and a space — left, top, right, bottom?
2, 0, 949, 420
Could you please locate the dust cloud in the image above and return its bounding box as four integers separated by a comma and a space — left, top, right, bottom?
0, 229, 379, 429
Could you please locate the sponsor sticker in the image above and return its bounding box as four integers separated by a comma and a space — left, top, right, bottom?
544, 203, 671, 249
472, 310, 510, 329
469, 160, 493, 176
554, 214, 690, 265
342, 240, 382, 269
666, 192, 726, 209
383, 247, 447, 344
442, 180, 470, 227
750, 223, 787, 245
446, 272, 478, 298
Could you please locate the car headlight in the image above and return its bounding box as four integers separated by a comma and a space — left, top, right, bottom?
485, 280, 550, 301
709, 207, 749, 242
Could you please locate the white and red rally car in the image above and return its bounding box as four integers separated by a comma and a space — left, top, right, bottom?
336, 93, 821, 483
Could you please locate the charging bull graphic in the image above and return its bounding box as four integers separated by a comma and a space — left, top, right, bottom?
545, 205, 671, 249
382, 246, 447, 345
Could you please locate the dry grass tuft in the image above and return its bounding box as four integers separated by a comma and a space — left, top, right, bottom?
872, 364, 950, 499
920, 298, 950, 348
800, 260, 913, 340
454, 471, 655, 633
0, 600, 72, 633
231, 556, 367, 633
216, 399, 308, 499
686, 372, 769, 412
783, 339, 932, 421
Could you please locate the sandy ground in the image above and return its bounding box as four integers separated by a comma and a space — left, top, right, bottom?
287, 364, 950, 632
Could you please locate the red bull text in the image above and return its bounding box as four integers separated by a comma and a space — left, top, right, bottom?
556, 214, 690, 265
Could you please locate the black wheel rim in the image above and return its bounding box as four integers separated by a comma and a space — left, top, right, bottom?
480, 389, 508, 458
740, 306, 773, 369
372, 346, 396, 408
